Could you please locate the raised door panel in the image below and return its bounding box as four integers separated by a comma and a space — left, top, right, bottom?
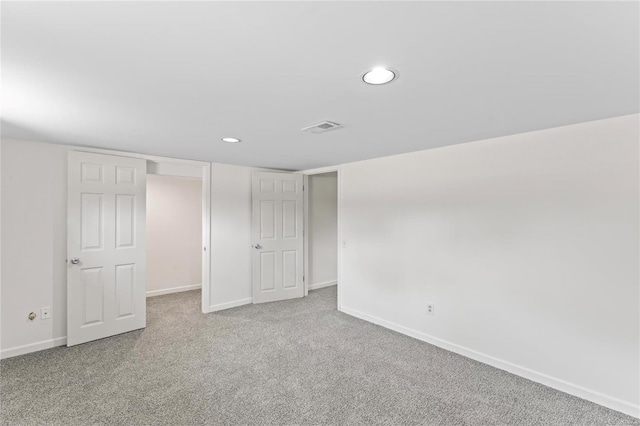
81, 193, 103, 251
282, 250, 297, 289
82, 267, 104, 326
260, 200, 276, 240
81, 163, 103, 183
260, 252, 276, 291
116, 195, 136, 248
116, 167, 136, 185
116, 264, 135, 318
282, 200, 297, 239
282, 180, 297, 194
260, 179, 275, 193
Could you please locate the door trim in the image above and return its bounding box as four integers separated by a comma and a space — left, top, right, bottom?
298, 166, 342, 310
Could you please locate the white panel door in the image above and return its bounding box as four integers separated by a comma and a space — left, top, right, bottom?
252, 172, 304, 303
67, 151, 147, 346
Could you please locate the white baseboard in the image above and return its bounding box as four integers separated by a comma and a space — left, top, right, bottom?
308, 280, 337, 291
146, 283, 201, 297
339, 306, 639, 419
1, 336, 67, 360
208, 297, 253, 312
3, 285, 202, 358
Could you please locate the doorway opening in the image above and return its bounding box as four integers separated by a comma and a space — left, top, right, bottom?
146, 174, 203, 298
304, 171, 338, 303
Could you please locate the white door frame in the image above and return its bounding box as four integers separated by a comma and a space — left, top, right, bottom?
298, 165, 342, 310
67, 147, 211, 314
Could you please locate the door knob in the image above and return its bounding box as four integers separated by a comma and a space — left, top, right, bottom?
252, 244, 262, 250
69, 258, 80, 264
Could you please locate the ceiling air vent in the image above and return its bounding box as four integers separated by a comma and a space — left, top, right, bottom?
301, 121, 342, 134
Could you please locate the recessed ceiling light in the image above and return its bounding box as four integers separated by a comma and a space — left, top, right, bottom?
221, 137, 241, 143
362, 67, 396, 85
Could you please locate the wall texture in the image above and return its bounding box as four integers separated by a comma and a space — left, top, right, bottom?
147, 175, 202, 296
308, 173, 338, 288
339, 114, 639, 416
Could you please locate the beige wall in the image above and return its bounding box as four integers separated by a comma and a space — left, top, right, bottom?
146, 175, 202, 296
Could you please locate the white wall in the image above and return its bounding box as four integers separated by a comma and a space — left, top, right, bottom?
339, 114, 639, 417
308, 173, 338, 288
208, 163, 272, 311
0, 139, 265, 357
2, 116, 638, 418
1, 140, 69, 356
147, 175, 202, 296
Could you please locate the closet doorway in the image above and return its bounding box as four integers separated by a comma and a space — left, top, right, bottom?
146, 175, 203, 298
304, 169, 339, 307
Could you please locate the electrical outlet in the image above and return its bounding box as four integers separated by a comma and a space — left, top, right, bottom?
426, 303, 435, 316
41, 307, 51, 320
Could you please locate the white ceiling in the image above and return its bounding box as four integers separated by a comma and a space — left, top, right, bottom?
2, 1, 638, 170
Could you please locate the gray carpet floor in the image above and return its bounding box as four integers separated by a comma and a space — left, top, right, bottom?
1, 286, 638, 426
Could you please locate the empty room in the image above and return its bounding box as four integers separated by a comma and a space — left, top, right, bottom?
1, 1, 638, 425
